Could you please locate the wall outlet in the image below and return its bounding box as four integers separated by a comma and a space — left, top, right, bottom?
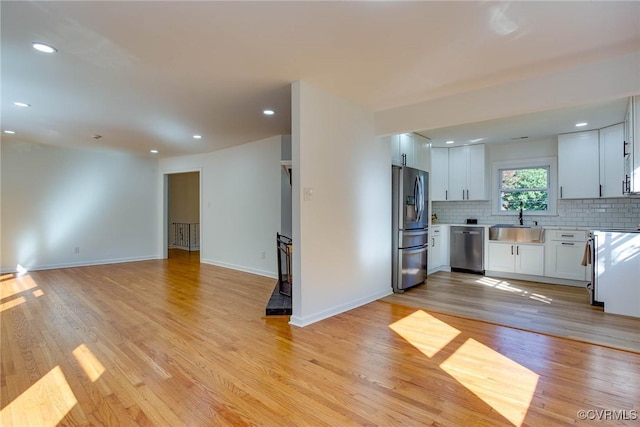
74, 246, 80, 254
303, 187, 313, 201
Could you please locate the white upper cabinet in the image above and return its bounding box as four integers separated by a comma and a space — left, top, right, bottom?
389, 133, 430, 172
624, 95, 640, 194
599, 123, 624, 198
447, 144, 486, 201
558, 125, 625, 199
430, 148, 449, 201
558, 130, 600, 199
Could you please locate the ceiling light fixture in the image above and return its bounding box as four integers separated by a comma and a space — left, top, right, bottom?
263, 109, 275, 116
445, 140, 454, 144
92, 135, 102, 140
32, 42, 57, 54
3, 130, 16, 134
193, 135, 202, 139
575, 122, 588, 127
150, 149, 158, 154
13, 102, 31, 108
468, 138, 485, 143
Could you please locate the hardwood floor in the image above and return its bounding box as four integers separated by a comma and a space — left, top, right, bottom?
384, 271, 640, 353
2, 251, 639, 426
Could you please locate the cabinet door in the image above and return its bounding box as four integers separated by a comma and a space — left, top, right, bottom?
632, 96, 640, 192
558, 131, 600, 199
413, 134, 430, 172
467, 144, 486, 200
428, 234, 442, 272
448, 146, 467, 201
515, 244, 544, 276
545, 241, 587, 280
599, 123, 624, 198
488, 242, 515, 272
400, 133, 415, 168
431, 148, 449, 201
389, 135, 403, 166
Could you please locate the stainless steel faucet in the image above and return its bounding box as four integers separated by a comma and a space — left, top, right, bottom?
518, 201, 524, 226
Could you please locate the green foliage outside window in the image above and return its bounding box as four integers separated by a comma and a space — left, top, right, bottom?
500, 167, 549, 211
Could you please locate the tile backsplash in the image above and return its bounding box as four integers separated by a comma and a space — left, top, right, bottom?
432, 198, 640, 229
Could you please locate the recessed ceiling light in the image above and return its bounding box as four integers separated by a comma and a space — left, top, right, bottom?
4, 130, 16, 134
150, 149, 158, 154
92, 135, 102, 140
445, 140, 454, 144
263, 109, 275, 116
193, 135, 202, 139
13, 102, 31, 108
32, 42, 57, 54
575, 122, 588, 127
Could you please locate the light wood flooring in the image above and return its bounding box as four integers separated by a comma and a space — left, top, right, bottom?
384, 271, 640, 353
2, 250, 640, 426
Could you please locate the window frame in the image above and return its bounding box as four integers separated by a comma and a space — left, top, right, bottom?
492, 157, 557, 216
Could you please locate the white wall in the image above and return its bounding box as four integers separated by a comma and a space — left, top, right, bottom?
1, 140, 159, 272
159, 135, 281, 278
291, 81, 391, 327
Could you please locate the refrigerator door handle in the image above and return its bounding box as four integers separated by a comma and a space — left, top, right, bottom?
413, 176, 420, 221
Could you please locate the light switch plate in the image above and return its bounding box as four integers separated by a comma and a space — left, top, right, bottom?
303, 187, 313, 201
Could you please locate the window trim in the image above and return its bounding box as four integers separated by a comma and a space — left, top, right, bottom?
492, 157, 557, 216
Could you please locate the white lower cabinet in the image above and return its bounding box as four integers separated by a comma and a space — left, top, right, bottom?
488, 242, 544, 276
428, 225, 449, 274
544, 230, 588, 281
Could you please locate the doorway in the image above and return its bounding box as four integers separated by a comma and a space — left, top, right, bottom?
166, 171, 201, 258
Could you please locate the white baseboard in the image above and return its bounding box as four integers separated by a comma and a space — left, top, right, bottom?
289, 287, 393, 328
201, 258, 277, 279
0, 255, 163, 274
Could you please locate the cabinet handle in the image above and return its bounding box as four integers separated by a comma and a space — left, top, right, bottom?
511, 245, 514, 255
599, 184, 602, 198
624, 140, 629, 157
466, 189, 469, 200
561, 242, 575, 246
561, 234, 574, 238
516, 246, 519, 256
462, 190, 465, 200
432, 238, 435, 247
445, 190, 448, 200
560, 186, 563, 198
402, 153, 407, 166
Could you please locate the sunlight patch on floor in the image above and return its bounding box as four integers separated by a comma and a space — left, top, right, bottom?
0, 296, 27, 313
1, 273, 37, 299
476, 277, 553, 303
0, 366, 78, 427
389, 310, 460, 357
73, 344, 105, 382
440, 338, 539, 427
390, 310, 539, 426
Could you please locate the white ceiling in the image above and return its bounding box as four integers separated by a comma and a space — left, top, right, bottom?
2, 1, 639, 157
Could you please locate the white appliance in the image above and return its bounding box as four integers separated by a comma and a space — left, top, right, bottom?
591, 230, 640, 318
391, 166, 428, 293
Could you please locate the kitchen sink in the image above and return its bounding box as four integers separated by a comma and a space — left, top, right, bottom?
489, 225, 545, 243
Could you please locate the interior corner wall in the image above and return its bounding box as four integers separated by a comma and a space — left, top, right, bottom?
1, 140, 160, 272
159, 135, 281, 278
290, 81, 392, 327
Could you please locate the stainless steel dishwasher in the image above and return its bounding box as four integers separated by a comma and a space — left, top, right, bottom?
450, 226, 485, 274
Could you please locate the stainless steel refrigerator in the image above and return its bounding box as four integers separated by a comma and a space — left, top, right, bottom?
392, 166, 429, 293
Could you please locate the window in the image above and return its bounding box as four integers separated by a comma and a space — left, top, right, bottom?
499, 166, 549, 212
492, 157, 557, 216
